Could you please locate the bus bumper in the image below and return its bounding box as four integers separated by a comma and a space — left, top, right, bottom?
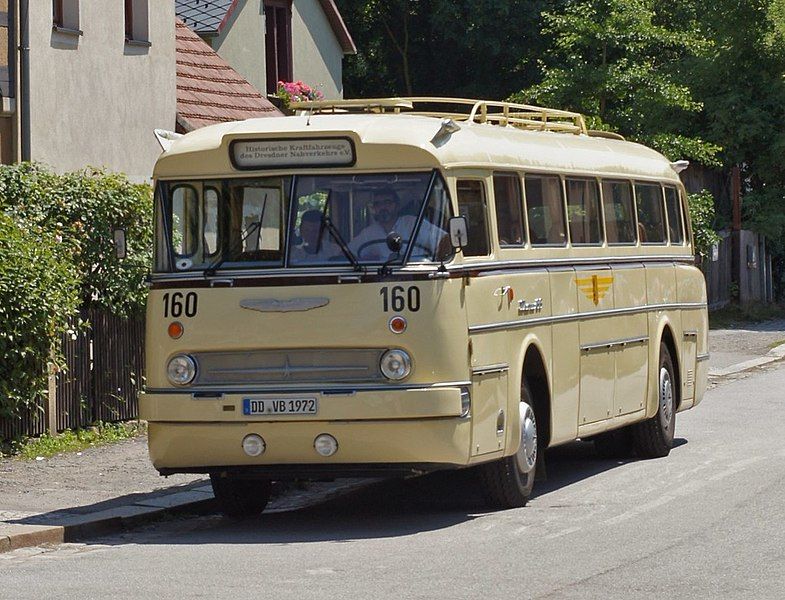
141, 387, 472, 473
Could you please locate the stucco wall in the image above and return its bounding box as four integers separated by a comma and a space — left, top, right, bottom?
291, 0, 343, 99
212, 0, 344, 99
212, 0, 267, 94
27, 0, 176, 182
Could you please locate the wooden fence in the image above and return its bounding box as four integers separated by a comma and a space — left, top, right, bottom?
1, 309, 145, 441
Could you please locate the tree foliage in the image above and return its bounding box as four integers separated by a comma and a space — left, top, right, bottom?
687, 190, 721, 260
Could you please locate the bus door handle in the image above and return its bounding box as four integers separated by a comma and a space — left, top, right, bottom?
209, 279, 235, 288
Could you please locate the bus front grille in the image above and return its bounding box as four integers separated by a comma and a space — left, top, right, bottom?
192, 349, 386, 385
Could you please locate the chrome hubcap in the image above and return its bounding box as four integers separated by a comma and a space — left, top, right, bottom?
515, 402, 538, 473
659, 367, 674, 431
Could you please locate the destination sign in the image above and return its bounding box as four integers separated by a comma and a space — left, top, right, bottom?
231, 138, 355, 169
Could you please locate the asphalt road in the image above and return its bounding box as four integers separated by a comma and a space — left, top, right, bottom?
2, 363, 784, 600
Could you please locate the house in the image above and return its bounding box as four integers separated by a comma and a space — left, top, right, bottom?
175, 0, 356, 99
176, 19, 281, 132
0, 1, 177, 181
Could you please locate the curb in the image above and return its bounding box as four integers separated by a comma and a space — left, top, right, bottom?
709, 342, 785, 378
0, 485, 216, 554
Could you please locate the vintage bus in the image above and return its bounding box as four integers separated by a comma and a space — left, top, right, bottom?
140, 98, 708, 517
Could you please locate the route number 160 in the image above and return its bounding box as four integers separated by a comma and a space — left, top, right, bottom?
380, 286, 421, 313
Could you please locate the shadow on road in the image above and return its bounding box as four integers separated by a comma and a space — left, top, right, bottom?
89, 437, 688, 546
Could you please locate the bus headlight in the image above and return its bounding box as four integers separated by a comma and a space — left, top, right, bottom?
167, 354, 197, 386
380, 349, 412, 381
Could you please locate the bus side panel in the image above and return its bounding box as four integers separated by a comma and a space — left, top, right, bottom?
548, 267, 580, 446
676, 264, 709, 408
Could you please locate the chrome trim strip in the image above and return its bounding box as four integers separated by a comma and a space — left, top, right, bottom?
468, 302, 708, 334
143, 380, 473, 395
581, 336, 649, 352
696, 353, 710, 363
471, 363, 510, 376
208, 365, 370, 376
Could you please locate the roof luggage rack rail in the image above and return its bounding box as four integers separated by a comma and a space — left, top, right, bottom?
289, 97, 588, 136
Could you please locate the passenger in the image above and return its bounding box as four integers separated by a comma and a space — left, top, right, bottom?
290, 210, 340, 263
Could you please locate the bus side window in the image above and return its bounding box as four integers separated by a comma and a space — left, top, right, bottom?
664, 186, 685, 245
566, 178, 603, 245
457, 180, 490, 257
171, 185, 199, 257
203, 187, 220, 257
635, 183, 667, 244
602, 181, 636, 245
493, 173, 525, 247
525, 175, 566, 246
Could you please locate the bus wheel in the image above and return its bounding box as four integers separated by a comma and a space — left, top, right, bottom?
210, 474, 272, 518
632, 342, 676, 458
478, 381, 538, 509
593, 427, 634, 459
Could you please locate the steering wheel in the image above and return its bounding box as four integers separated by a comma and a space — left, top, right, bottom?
356, 238, 434, 259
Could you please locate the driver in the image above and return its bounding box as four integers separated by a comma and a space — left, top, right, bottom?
350, 188, 444, 261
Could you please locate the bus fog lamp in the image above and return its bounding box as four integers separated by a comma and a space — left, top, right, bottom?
242, 434, 266, 457
167, 354, 197, 386
314, 434, 338, 457
380, 349, 412, 380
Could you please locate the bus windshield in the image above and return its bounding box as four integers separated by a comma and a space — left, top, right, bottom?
156, 171, 452, 273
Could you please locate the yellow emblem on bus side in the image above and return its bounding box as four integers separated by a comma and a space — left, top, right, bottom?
576, 274, 614, 306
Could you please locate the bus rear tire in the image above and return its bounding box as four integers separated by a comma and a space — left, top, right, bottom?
210, 474, 272, 518
478, 381, 539, 509
632, 343, 676, 459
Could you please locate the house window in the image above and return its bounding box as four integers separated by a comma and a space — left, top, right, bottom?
53, 0, 80, 32
264, 0, 293, 95
125, 0, 150, 44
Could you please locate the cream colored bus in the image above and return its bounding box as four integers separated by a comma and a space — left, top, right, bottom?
140, 98, 708, 517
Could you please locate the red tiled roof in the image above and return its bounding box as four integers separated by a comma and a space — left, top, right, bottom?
176, 19, 282, 132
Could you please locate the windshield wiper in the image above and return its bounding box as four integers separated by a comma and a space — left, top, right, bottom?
320, 190, 364, 273
205, 194, 268, 277
322, 216, 365, 273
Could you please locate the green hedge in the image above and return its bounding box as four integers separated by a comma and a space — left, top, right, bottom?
0, 164, 153, 418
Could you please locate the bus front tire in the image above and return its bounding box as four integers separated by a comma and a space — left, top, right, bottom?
210, 474, 272, 518
478, 381, 539, 509
632, 343, 677, 459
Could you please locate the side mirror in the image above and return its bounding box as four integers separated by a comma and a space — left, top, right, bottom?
386, 231, 403, 253
449, 216, 469, 251
113, 228, 127, 260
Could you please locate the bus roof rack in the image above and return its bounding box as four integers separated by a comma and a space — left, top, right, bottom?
288, 97, 589, 136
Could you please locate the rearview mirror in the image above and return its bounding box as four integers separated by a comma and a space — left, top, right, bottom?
113, 228, 127, 260
449, 216, 468, 251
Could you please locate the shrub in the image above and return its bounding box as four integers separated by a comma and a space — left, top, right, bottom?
687, 189, 721, 260
0, 163, 153, 316
0, 214, 80, 417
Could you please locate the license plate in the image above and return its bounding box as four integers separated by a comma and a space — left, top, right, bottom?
242, 397, 318, 416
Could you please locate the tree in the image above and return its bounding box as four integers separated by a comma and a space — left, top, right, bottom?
515, 0, 719, 164
337, 0, 557, 100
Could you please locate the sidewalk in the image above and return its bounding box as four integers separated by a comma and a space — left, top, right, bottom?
708, 318, 785, 377
0, 435, 369, 553
2, 318, 784, 554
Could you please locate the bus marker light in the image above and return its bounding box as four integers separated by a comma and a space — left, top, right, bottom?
314, 434, 338, 457
389, 316, 407, 334
168, 321, 184, 339
242, 434, 266, 457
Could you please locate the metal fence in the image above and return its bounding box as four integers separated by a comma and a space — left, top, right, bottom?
1, 309, 145, 441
